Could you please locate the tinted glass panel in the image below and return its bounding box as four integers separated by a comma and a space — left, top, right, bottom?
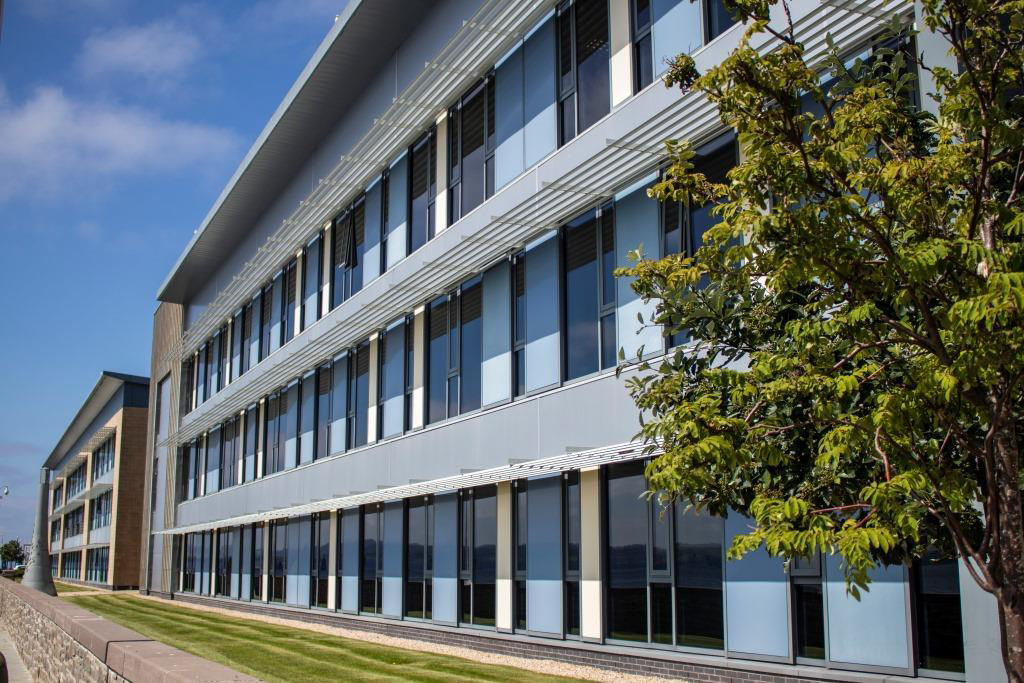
915, 553, 965, 672
575, 0, 610, 132
461, 86, 486, 214
564, 212, 599, 379
460, 280, 482, 413
674, 506, 724, 648
606, 461, 648, 641
795, 583, 826, 659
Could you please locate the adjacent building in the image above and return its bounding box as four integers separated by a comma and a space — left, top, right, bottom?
140, 1, 1002, 681
45, 372, 150, 589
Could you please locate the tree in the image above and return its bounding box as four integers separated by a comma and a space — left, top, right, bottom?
619, 0, 1024, 679
1, 540, 26, 568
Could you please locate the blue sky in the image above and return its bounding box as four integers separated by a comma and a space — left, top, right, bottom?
0, 0, 341, 544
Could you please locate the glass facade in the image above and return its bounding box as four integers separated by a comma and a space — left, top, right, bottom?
459, 485, 496, 627
86, 547, 109, 584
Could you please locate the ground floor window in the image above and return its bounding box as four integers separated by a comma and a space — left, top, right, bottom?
86, 547, 109, 584
270, 520, 287, 603
215, 529, 235, 597
60, 551, 82, 580
459, 485, 496, 627
604, 461, 725, 649
311, 513, 330, 608
914, 551, 965, 673
405, 497, 434, 619
361, 503, 383, 614
251, 524, 264, 600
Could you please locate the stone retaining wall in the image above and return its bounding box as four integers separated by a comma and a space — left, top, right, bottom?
0, 578, 257, 682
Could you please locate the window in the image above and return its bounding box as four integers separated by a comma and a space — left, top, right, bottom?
215, 529, 235, 597
86, 547, 109, 584
459, 485, 497, 626
914, 551, 965, 673
631, 0, 653, 91
52, 483, 63, 512
180, 355, 195, 416
51, 519, 61, 544
92, 435, 115, 482
378, 319, 408, 439
408, 130, 437, 252
664, 135, 736, 347
65, 507, 84, 538
449, 78, 495, 223
210, 331, 222, 395
270, 520, 287, 602
604, 461, 724, 648
331, 198, 366, 309
361, 503, 383, 614
67, 464, 87, 499
283, 258, 298, 344
251, 524, 264, 600
61, 551, 82, 580
263, 391, 287, 476
88, 492, 112, 530
220, 418, 238, 489
564, 471, 582, 636
246, 293, 261, 372
197, 342, 208, 404
557, 0, 610, 145
349, 341, 370, 448
190, 440, 202, 499
182, 533, 197, 592
706, 0, 737, 42
260, 280, 275, 361
311, 512, 330, 608
243, 405, 258, 483
316, 364, 331, 461
205, 428, 221, 494
302, 234, 323, 331
426, 276, 482, 425
563, 203, 616, 380
231, 307, 244, 382
787, 554, 825, 660
513, 480, 527, 630
299, 371, 316, 465
405, 496, 434, 619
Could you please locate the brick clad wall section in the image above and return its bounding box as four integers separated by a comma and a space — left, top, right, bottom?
112, 405, 148, 588
0, 578, 257, 682
141, 301, 184, 593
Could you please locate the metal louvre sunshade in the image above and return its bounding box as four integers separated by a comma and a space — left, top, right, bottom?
156, 440, 662, 535
172, 0, 911, 445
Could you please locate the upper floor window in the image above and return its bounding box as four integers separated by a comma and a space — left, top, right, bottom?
449, 78, 495, 223
563, 202, 616, 380
67, 464, 87, 498
302, 233, 323, 332
426, 276, 482, 425
332, 197, 365, 309
283, 258, 298, 344
631, 0, 736, 94
88, 491, 112, 530
378, 319, 409, 440
231, 307, 245, 383
631, 0, 654, 91
92, 435, 115, 482
557, 0, 610, 146
179, 355, 195, 417
409, 130, 437, 252
663, 133, 736, 347
260, 278, 276, 361
220, 417, 238, 489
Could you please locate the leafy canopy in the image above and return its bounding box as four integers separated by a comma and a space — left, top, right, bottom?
620, 0, 1024, 597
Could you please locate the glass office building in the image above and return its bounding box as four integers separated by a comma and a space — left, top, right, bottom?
141, 1, 1000, 680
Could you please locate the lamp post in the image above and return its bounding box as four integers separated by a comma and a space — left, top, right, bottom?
22, 469, 56, 595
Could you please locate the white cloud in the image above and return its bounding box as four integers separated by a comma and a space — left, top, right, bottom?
0, 84, 241, 204
78, 19, 203, 84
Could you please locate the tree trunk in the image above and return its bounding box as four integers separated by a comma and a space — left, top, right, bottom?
992, 415, 1024, 683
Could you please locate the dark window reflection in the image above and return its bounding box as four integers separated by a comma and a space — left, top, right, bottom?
606, 461, 648, 641
915, 552, 965, 672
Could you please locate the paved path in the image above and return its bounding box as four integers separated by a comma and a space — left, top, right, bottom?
0, 627, 32, 682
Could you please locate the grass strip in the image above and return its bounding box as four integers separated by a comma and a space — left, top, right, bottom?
67, 594, 581, 683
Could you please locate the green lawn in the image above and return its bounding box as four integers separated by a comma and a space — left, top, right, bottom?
53, 580, 93, 593
67, 594, 582, 683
